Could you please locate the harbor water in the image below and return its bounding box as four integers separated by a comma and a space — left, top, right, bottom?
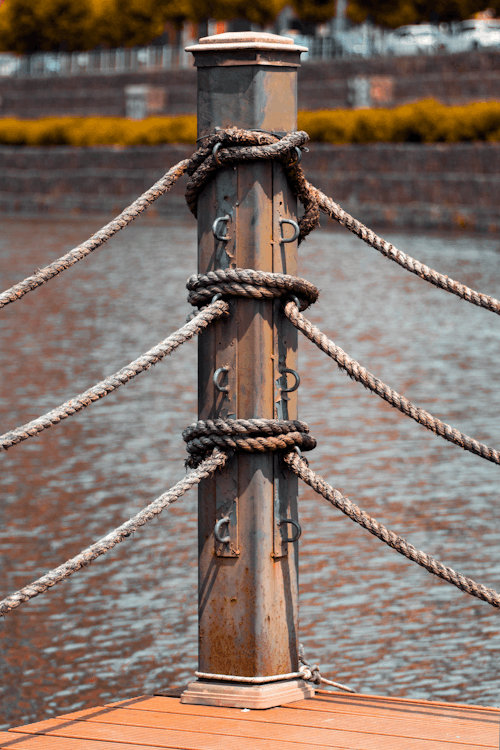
1, 212, 500, 729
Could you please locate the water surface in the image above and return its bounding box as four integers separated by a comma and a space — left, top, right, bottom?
1, 213, 499, 729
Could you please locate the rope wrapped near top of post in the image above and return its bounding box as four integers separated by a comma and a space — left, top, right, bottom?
184, 125, 500, 315
3, 126, 499, 318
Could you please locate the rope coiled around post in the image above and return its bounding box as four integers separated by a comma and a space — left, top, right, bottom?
0, 450, 227, 616
284, 451, 500, 610
183, 418, 316, 468
0, 299, 228, 452
284, 299, 500, 467
187, 268, 319, 310
185, 128, 320, 243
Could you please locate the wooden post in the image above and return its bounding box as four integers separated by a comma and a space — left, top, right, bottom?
181, 32, 313, 709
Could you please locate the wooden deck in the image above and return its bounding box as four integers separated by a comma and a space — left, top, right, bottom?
2, 689, 499, 749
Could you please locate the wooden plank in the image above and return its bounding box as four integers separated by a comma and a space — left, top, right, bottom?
1, 731, 177, 750
103, 695, 500, 743
68, 702, 499, 748
12, 717, 335, 750
12, 713, 494, 750
115, 693, 500, 725
8, 693, 499, 750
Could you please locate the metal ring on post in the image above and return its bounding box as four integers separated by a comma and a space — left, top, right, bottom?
213, 366, 229, 393
214, 516, 231, 544
212, 215, 231, 241
212, 142, 222, 166
279, 368, 300, 393
279, 218, 300, 244
289, 146, 302, 165
279, 518, 302, 543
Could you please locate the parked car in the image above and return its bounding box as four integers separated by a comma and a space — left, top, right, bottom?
446, 19, 500, 52
386, 24, 446, 55
0, 52, 19, 76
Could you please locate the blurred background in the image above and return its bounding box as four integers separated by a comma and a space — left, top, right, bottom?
1, 0, 500, 733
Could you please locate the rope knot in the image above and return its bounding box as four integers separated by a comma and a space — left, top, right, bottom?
185, 126, 320, 243
186, 268, 319, 311
183, 418, 316, 468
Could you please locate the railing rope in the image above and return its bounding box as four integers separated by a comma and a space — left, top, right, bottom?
0, 450, 227, 616
285, 451, 500, 610
0, 159, 189, 310
0, 300, 228, 452
284, 299, 500, 466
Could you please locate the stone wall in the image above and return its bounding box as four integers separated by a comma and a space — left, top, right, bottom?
1, 142, 499, 232
0, 50, 499, 119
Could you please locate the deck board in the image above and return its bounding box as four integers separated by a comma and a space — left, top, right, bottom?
5, 691, 499, 749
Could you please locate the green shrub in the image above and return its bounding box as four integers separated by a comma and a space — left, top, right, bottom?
1, 101, 500, 146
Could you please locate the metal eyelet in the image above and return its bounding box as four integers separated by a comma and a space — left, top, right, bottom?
279, 368, 300, 393
213, 366, 229, 393
212, 215, 230, 241
214, 516, 231, 544
279, 518, 302, 543
279, 218, 300, 244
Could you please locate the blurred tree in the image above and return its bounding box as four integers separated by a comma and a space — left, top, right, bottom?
0, 0, 92, 52
0, 0, 196, 52
189, 0, 286, 26
347, 0, 500, 27
291, 0, 337, 24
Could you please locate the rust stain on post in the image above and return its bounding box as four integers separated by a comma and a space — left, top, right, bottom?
189, 32, 306, 679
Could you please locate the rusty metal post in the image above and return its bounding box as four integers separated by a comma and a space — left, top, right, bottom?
181, 32, 313, 709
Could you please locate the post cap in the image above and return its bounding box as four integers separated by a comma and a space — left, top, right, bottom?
186, 31, 308, 54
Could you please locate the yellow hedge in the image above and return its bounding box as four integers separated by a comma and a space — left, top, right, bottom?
297, 100, 500, 144
1, 100, 500, 146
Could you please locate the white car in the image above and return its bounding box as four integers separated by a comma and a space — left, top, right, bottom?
0, 52, 19, 76
446, 19, 500, 52
386, 24, 446, 55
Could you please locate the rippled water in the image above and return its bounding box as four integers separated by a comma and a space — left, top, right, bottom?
1, 213, 500, 730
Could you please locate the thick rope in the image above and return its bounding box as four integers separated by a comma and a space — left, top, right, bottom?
285, 451, 500, 609
309, 184, 500, 316
0, 159, 190, 310
183, 418, 316, 468
0, 300, 228, 452
284, 300, 500, 466
185, 128, 320, 243
0, 450, 227, 616
187, 268, 319, 310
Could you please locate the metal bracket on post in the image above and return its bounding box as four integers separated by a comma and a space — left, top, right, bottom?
214, 499, 239, 557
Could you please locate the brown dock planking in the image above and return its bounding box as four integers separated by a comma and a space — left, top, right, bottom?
2, 690, 499, 749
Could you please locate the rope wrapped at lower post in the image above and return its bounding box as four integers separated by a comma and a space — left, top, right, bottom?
284, 450, 500, 610
0, 450, 227, 616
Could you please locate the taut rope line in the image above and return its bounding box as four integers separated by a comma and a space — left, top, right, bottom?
284, 299, 500, 467
312, 186, 500, 316
0, 300, 228, 452
0, 450, 227, 616
0, 159, 189, 310
2, 127, 500, 625
285, 451, 500, 610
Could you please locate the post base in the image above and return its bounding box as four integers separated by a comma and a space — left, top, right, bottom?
180, 678, 314, 709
